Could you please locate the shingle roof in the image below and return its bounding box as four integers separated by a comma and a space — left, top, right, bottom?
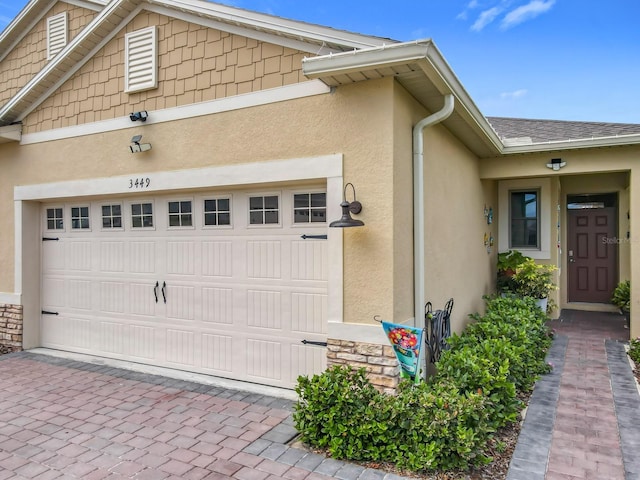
487, 116, 640, 145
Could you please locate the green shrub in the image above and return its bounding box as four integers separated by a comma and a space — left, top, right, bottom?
293, 295, 553, 474
629, 338, 640, 364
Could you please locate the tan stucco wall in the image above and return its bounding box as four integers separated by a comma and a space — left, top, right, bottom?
24, 12, 307, 133
423, 124, 497, 333
1, 77, 414, 329
0, 2, 96, 107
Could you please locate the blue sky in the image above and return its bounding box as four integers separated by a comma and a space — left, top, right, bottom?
2, 0, 639, 123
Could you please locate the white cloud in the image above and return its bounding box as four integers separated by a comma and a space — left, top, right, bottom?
471, 6, 504, 31
500, 89, 528, 99
501, 0, 555, 29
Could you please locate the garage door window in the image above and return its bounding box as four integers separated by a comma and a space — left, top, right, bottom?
46, 208, 64, 230
294, 193, 326, 223
168, 200, 193, 227
204, 198, 231, 226
102, 204, 122, 229
131, 202, 154, 228
71, 206, 90, 230
249, 195, 279, 225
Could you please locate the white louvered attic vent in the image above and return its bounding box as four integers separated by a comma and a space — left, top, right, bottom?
47, 12, 67, 60
125, 26, 158, 93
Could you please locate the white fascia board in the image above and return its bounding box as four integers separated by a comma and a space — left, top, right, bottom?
15, 3, 143, 123
62, 0, 107, 11
21, 80, 330, 145
303, 40, 433, 77
145, 4, 340, 55
0, 0, 57, 63
1, 0, 135, 124
0, 124, 22, 142
14, 154, 343, 200
501, 134, 640, 154
151, 0, 388, 50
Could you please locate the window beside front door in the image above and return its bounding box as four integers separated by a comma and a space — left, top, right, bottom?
510, 190, 539, 249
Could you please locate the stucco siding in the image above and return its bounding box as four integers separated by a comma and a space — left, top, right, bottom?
0, 2, 97, 108
423, 124, 497, 334
1, 78, 399, 331
23, 12, 308, 134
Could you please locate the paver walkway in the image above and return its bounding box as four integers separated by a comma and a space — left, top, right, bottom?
0, 352, 407, 480
508, 309, 640, 480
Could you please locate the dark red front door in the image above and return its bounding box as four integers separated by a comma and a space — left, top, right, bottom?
567, 207, 617, 303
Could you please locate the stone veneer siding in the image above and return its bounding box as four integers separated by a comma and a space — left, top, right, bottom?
0, 304, 23, 353
327, 339, 399, 394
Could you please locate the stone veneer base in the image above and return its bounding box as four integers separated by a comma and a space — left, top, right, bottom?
0, 303, 23, 352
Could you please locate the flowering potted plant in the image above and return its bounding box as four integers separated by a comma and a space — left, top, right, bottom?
612, 280, 630, 328
512, 258, 558, 311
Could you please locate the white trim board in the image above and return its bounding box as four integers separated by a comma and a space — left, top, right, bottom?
15, 154, 342, 200
0, 293, 21, 305
21, 80, 330, 145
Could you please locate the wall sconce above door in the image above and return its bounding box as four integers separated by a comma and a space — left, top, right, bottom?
329, 182, 364, 228
546, 158, 566, 171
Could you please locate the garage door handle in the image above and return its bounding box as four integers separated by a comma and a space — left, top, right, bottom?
154, 281, 159, 303
162, 281, 167, 304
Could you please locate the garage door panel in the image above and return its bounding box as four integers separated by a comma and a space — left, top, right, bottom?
247, 290, 282, 330
129, 283, 157, 316
247, 240, 282, 279
291, 344, 327, 383
130, 242, 156, 274
166, 329, 196, 366
66, 241, 92, 271
202, 287, 233, 324
41, 187, 328, 389
100, 281, 126, 313
291, 241, 328, 281
201, 241, 233, 277
100, 242, 126, 272
167, 241, 196, 275
165, 284, 196, 321
43, 242, 65, 270
246, 338, 282, 381
292, 293, 328, 334
201, 333, 233, 372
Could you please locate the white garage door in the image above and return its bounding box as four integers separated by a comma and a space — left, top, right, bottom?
40, 186, 328, 389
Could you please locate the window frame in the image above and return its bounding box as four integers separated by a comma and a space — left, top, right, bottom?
202, 195, 233, 229
509, 189, 540, 249
69, 205, 91, 231
100, 203, 124, 231
167, 199, 195, 229
129, 200, 155, 230
498, 178, 551, 259
247, 193, 281, 227
45, 206, 65, 232
292, 191, 327, 225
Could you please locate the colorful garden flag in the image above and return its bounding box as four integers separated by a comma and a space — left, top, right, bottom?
381, 321, 424, 382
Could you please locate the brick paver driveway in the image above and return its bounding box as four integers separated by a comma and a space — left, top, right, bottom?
0, 352, 405, 480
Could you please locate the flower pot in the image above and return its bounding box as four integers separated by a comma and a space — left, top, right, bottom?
535, 297, 548, 313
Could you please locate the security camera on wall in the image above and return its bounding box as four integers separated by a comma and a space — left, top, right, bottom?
129, 135, 152, 153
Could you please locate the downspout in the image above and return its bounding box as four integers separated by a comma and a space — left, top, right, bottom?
413, 94, 455, 331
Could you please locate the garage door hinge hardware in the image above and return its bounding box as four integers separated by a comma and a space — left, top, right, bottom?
162, 281, 167, 304
154, 281, 159, 303
301, 339, 328, 347
300, 235, 327, 240
41, 310, 59, 315
42, 237, 59, 241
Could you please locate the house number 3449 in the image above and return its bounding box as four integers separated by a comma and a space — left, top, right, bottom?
129, 177, 151, 189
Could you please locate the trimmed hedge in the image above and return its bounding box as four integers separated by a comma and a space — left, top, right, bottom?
294, 295, 553, 472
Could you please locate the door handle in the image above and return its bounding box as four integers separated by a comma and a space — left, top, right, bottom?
161, 281, 167, 304
154, 281, 159, 303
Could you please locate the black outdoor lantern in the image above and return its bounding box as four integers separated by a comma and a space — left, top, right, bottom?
329, 182, 364, 228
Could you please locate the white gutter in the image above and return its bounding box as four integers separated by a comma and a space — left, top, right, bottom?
413, 94, 455, 330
